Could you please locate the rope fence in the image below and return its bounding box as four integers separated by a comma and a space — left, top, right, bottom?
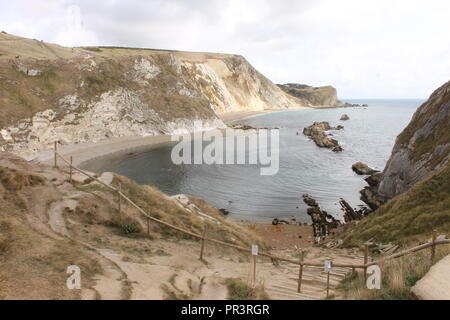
53, 147, 450, 297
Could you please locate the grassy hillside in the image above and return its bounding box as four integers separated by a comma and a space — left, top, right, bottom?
342, 161, 450, 247
277, 83, 339, 107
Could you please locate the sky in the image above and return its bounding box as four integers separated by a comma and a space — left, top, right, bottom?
1, 0, 449, 98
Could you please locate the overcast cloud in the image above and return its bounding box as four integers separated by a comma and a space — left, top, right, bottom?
1, 0, 449, 98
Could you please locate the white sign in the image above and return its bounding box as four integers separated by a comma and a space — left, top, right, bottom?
251, 244, 258, 256
324, 260, 332, 272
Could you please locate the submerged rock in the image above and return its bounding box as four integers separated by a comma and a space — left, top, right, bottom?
352, 162, 379, 175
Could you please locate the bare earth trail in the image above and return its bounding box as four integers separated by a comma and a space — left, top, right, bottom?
44, 187, 362, 300
1, 152, 361, 300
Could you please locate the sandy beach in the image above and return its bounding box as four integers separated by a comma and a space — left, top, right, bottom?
36, 108, 309, 170
220, 107, 310, 123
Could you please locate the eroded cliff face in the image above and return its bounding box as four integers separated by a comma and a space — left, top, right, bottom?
277, 83, 341, 107
377, 80, 450, 200
0, 33, 303, 160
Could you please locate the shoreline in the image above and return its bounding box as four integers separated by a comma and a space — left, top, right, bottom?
35, 108, 303, 169
220, 107, 311, 123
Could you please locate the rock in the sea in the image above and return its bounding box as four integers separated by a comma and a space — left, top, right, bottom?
340, 114, 350, 121
352, 162, 379, 175
219, 208, 230, 215
303, 122, 343, 151
332, 146, 343, 153
302, 194, 341, 241
365, 172, 382, 187
357, 172, 384, 210
271, 218, 290, 225
302, 194, 318, 207
339, 198, 370, 223
360, 186, 384, 211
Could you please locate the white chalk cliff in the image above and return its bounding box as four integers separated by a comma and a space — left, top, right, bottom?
0, 33, 308, 160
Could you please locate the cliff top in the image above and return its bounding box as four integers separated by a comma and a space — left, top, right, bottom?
0, 31, 237, 62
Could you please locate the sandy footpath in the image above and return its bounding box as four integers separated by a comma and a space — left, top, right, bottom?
35, 108, 308, 169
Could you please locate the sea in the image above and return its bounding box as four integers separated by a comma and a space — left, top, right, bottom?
86, 99, 423, 223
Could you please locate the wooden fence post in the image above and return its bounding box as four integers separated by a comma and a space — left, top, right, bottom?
199, 223, 207, 260
364, 244, 369, 280
430, 230, 437, 265
69, 156, 73, 183
54, 141, 57, 168
297, 251, 304, 293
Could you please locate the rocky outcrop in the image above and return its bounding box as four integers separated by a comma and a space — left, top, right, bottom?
338, 199, 370, 222
351, 162, 379, 175
377, 80, 450, 200
364, 172, 382, 187
360, 186, 384, 211
302, 122, 344, 152
357, 170, 384, 211
278, 83, 341, 107
340, 114, 350, 121
302, 194, 341, 241
0, 33, 306, 160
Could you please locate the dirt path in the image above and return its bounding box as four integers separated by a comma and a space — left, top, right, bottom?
74, 240, 363, 300
23, 159, 361, 300
39, 191, 361, 300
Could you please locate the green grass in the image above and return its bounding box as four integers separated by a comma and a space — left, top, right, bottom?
111, 175, 265, 248
224, 278, 269, 300
82, 47, 102, 52
342, 161, 450, 247
336, 245, 449, 300
32, 70, 58, 94
99, 46, 179, 52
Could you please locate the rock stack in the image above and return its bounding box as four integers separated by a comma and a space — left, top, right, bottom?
351, 162, 379, 175
302, 121, 344, 152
